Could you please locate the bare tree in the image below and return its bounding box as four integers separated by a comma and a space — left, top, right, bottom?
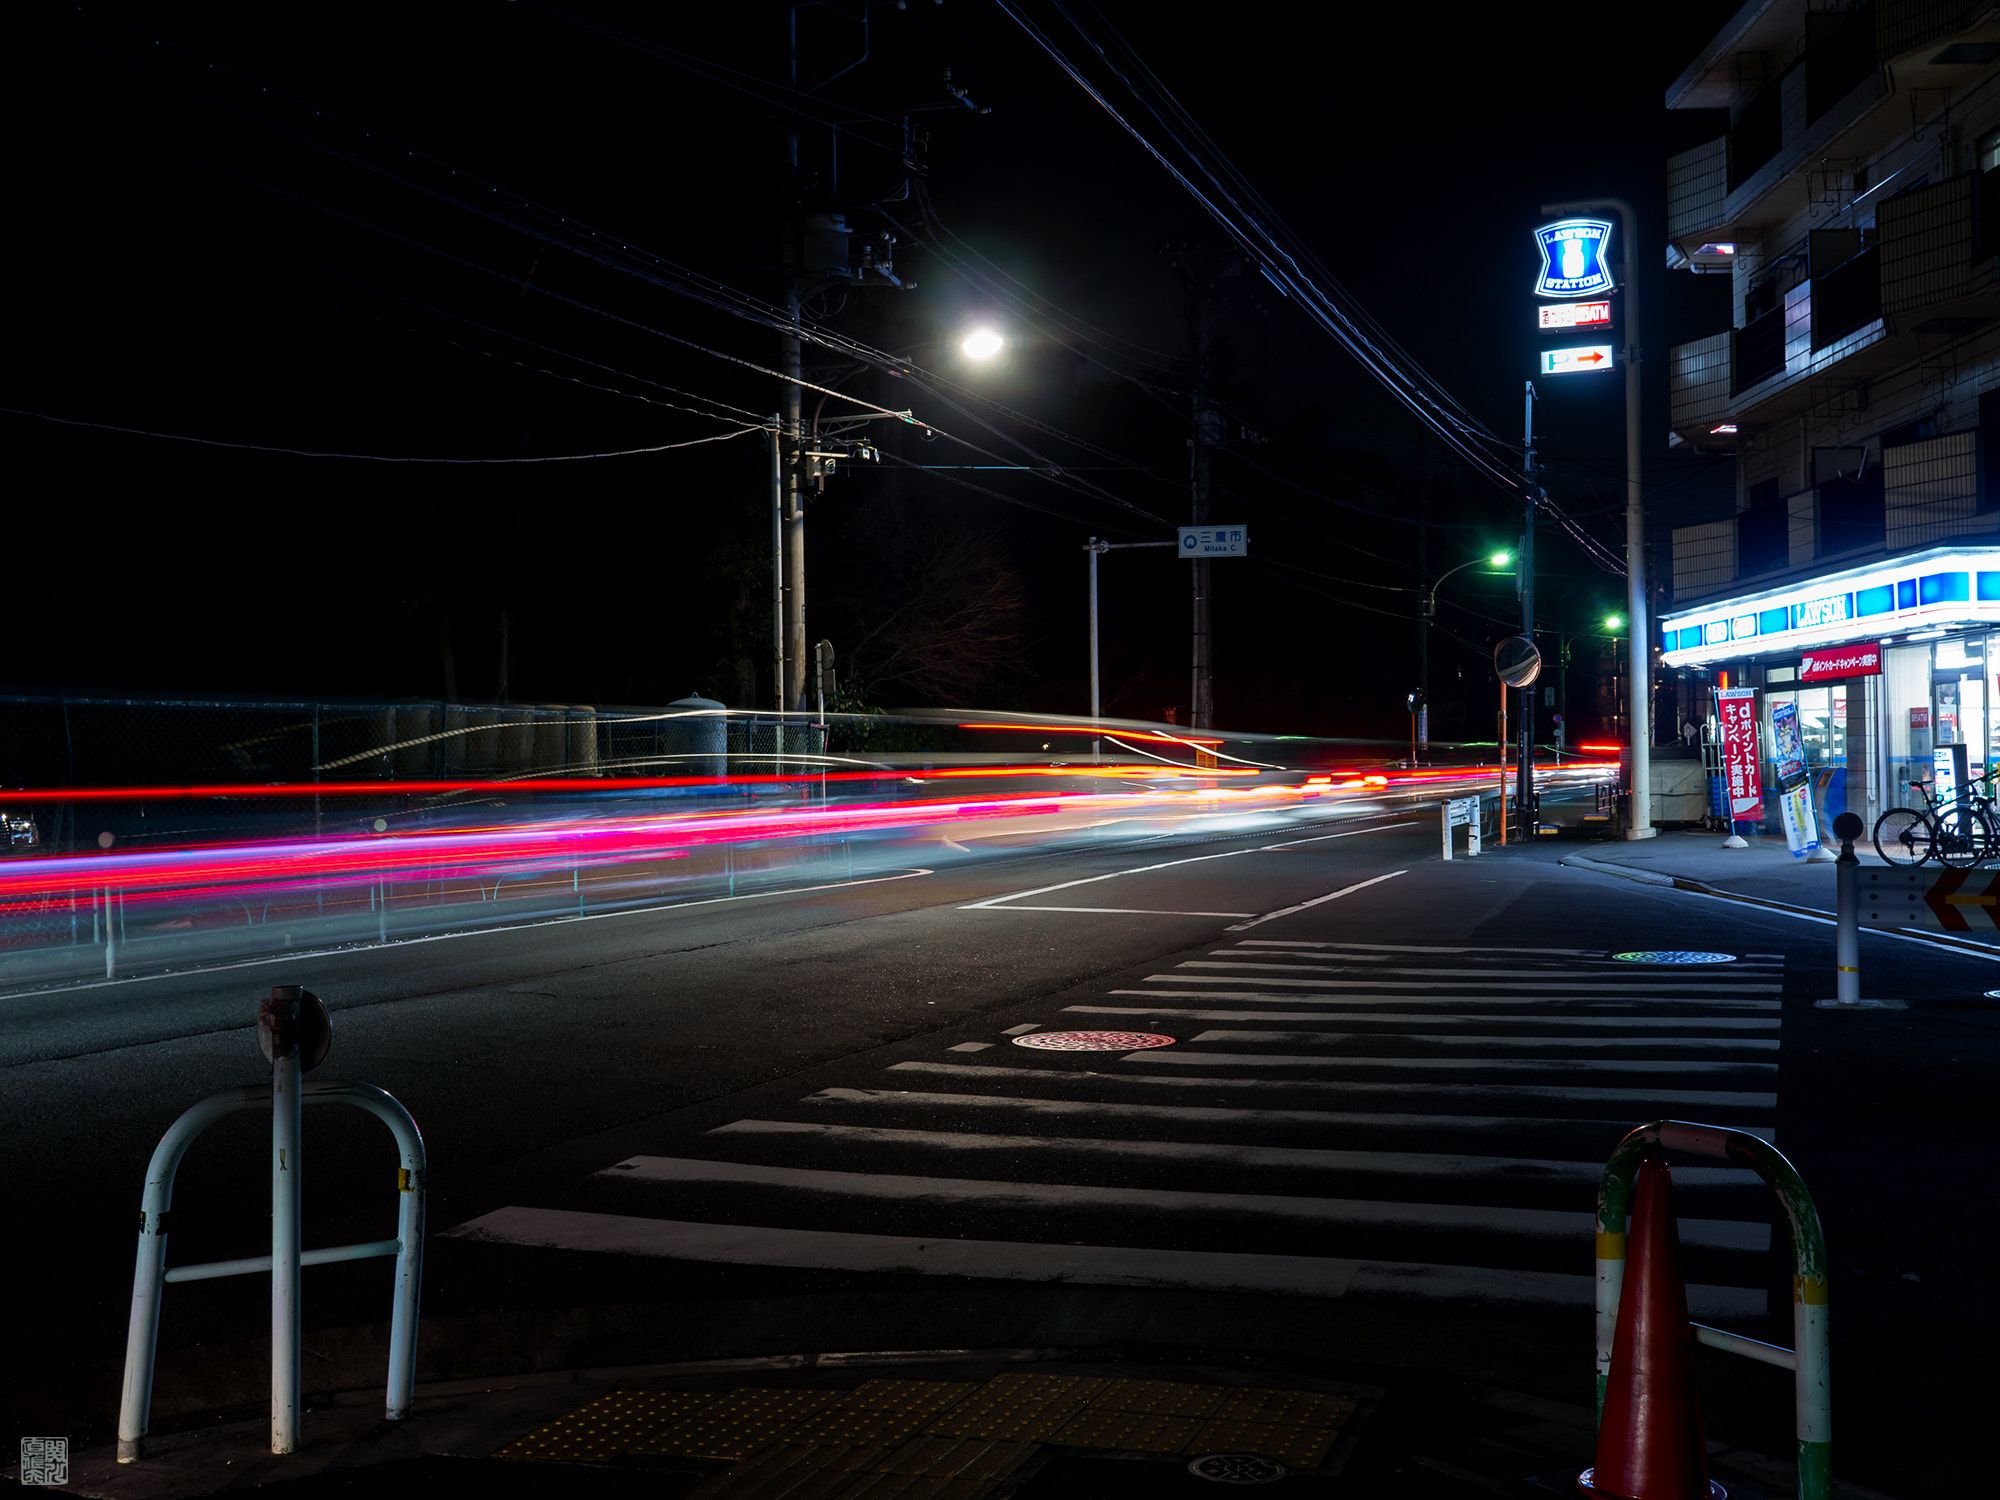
833, 524, 1029, 705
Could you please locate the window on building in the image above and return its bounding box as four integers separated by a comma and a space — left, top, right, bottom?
1818, 451, 1886, 554
1980, 390, 2000, 511
1979, 126, 2000, 174
1738, 477, 1788, 576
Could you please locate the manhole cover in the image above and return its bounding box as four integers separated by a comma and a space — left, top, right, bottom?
1189, 1453, 1289, 1484
1011, 1031, 1175, 1051
1611, 950, 1736, 964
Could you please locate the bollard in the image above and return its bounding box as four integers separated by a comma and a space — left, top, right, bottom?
265, 987, 305, 1454
1815, 812, 1903, 1011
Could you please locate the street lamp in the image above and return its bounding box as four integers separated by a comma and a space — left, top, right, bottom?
1415, 550, 1511, 765
961, 327, 1004, 361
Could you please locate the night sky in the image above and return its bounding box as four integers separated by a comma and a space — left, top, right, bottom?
8, 2, 1743, 741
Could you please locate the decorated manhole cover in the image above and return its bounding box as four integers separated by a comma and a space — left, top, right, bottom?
1189, 1453, 1290, 1484
1012, 1031, 1175, 1051
1611, 950, 1736, 964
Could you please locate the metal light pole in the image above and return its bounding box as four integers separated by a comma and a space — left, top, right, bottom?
1544, 196, 1653, 838
1086, 538, 1176, 742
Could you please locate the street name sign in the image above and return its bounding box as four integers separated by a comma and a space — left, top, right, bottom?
1540, 345, 1614, 376
1180, 525, 1247, 557
1538, 300, 1612, 331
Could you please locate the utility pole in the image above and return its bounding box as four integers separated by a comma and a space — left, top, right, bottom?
782, 16, 807, 714
1165, 246, 1236, 730
1520, 382, 1539, 835
1544, 195, 1652, 837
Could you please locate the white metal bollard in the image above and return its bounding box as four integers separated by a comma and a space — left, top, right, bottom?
266, 987, 305, 1454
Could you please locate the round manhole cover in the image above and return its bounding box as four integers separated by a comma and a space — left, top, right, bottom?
1011, 1031, 1175, 1051
1188, 1453, 1289, 1484
1611, 950, 1736, 964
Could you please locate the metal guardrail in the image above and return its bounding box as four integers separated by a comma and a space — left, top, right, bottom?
117, 987, 425, 1462
1595, 1120, 1831, 1500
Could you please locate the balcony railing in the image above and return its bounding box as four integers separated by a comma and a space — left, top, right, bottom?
1812, 245, 1881, 348
1735, 305, 1787, 391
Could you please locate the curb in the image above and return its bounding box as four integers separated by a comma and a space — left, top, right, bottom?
1557, 851, 2000, 963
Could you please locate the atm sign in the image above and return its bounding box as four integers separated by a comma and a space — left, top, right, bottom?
1538, 301, 1612, 331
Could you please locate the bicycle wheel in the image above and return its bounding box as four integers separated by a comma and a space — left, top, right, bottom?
1873, 806, 1932, 866
1936, 804, 1996, 869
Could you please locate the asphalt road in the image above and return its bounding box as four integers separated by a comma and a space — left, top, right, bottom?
8, 803, 1996, 1497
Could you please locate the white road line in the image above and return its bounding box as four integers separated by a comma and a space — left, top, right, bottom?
1153, 971, 1783, 992
964, 905, 1258, 917
443, 1206, 1765, 1314
1124, 1051, 1777, 1074
884, 1061, 1779, 1109
1255, 821, 1421, 848
704, 1120, 1763, 1185
1235, 942, 1608, 954
1191, 961, 1781, 982
1107, 989, 1783, 1010
947, 1042, 994, 1052
1183, 1029, 1779, 1052
1224, 872, 1407, 931
1000, 1024, 1043, 1035
596, 1155, 1771, 1250
1065, 1005, 1782, 1030
1214, 951, 1787, 974
804, 1086, 1780, 1143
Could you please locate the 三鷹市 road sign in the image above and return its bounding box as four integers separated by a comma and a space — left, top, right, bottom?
1540, 345, 1613, 376
1180, 525, 1247, 557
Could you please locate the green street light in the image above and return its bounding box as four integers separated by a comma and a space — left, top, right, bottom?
1605, 614, 1625, 629
1491, 551, 1513, 567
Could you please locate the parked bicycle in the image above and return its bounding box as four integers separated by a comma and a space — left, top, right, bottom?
1872, 777, 1996, 867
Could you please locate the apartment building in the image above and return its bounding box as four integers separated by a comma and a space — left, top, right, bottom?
1662, 0, 2000, 828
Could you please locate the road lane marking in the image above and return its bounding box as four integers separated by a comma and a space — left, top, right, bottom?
1154, 970, 1783, 991
596, 1155, 1772, 1251
442, 1207, 1764, 1313
1235, 941, 1609, 954
1192, 960, 1780, 981
1225, 871, 1407, 931
0, 865, 940, 1000
882, 1061, 1778, 1109
703, 1119, 1763, 1185
1183, 1029, 1780, 1052
964, 905, 1258, 916
1123, 1051, 1777, 1074
1107, 989, 1782, 1010
804, 1086, 1780, 1144
1065, 1005, 1780, 1029
956, 819, 1414, 912
1255, 821, 1421, 848
947, 1042, 994, 1052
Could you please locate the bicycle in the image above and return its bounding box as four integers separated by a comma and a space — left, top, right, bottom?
1872, 777, 1996, 867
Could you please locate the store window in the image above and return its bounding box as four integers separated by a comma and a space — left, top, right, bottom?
1885, 641, 1931, 794
1934, 633, 1987, 781
1764, 679, 1862, 826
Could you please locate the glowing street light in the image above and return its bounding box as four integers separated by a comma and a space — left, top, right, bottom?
961, 327, 1004, 361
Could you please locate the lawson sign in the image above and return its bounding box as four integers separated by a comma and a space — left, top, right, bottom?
1799, 643, 1883, 683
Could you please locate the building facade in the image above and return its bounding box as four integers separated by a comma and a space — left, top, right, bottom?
1663, 0, 2000, 828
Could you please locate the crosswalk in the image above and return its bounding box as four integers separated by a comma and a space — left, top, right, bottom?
446, 942, 1786, 1320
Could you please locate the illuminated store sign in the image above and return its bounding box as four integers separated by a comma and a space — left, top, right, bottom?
1538, 301, 1612, 330
1540, 345, 1614, 375
1533, 219, 1616, 299
1798, 643, 1883, 682
1661, 546, 2000, 667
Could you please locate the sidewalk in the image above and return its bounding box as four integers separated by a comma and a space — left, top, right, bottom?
1548, 828, 2000, 951
13, 1344, 1894, 1500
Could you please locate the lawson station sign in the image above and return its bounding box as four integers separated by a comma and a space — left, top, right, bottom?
1661, 546, 2000, 668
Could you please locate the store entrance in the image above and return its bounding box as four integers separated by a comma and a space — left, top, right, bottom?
1933, 635, 1987, 783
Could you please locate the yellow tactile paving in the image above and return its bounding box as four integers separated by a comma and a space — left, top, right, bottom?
1208, 1388, 1356, 1428
922, 1373, 1107, 1440
831, 1378, 981, 1416
490, 1388, 718, 1462
1184, 1417, 1342, 1469
654, 1387, 841, 1460
1050, 1409, 1206, 1453
1075, 1378, 1230, 1419
780, 1409, 940, 1446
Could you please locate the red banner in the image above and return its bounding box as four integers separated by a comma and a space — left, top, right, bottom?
1798, 642, 1883, 682
1718, 687, 1762, 820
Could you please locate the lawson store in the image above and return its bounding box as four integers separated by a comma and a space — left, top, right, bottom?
1660, 546, 2000, 831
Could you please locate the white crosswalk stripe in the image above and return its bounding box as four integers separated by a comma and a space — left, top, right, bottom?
446, 944, 1786, 1317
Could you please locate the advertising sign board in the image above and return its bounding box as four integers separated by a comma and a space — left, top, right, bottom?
1532, 218, 1616, 299
1717, 687, 1762, 821
1798, 642, 1882, 682
1769, 699, 1807, 790
1537, 300, 1612, 331
1779, 782, 1821, 857
1539, 345, 1614, 376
